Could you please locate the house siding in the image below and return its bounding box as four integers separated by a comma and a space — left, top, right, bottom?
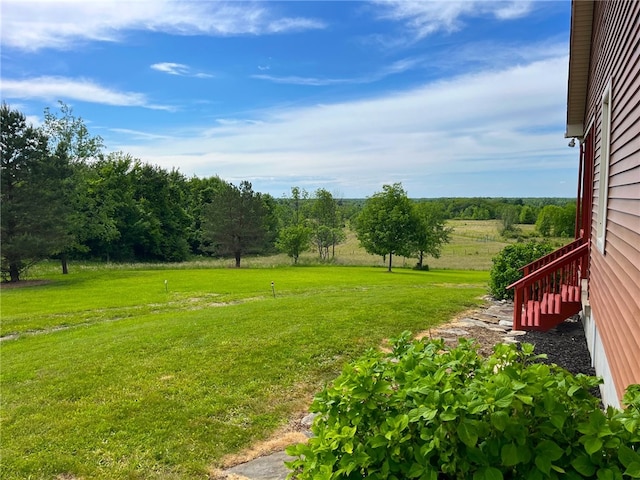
586, 0, 640, 401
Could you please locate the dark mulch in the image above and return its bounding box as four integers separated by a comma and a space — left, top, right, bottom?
522, 316, 595, 376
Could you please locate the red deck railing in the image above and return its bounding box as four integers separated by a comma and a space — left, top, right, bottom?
520, 237, 585, 277
508, 241, 589, 331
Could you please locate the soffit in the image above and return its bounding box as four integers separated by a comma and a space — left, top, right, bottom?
566, 0, 594, 137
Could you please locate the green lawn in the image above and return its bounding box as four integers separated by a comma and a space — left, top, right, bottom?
1, 266, 487, 479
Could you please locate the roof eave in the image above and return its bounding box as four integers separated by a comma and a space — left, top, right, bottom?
566, 0, 594, 139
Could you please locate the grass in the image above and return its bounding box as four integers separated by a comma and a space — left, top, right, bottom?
1, 265, 488, 479
2, 219, 570, 478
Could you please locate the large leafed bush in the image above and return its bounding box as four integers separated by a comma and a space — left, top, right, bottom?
287, 334, 640, 480
489, 241, 554, 300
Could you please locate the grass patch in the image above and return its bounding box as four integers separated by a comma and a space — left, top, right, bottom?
1, 266, 487, 479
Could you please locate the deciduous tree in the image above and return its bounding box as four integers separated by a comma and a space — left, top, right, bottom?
536, 204, 575, 237
355, 183, 417, 272
410, 202, 451, 269
310, 188, 344, 260
42, 102, 105, 273
519, 205, 537, 224
276, 224, 312, 264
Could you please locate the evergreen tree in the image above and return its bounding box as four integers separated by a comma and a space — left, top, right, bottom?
1, 104, 72, 281
200, 181, 270, 267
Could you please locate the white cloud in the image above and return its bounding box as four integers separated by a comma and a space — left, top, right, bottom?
25, 115, 43, 127
1, 0, 326, 51
151, 63, 190, 76
114, 55, 573, 197
494, 2, 533, 20
371, 0, 533, 43
109, 128, 172, 141
1, 76, 173, 110
252, 57, 423, 86
150, 62, 213, 78
251, 74, 348, 87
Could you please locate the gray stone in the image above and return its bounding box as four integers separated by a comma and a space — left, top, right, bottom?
486, 305, 514, 317
456, 318, 495, 329
499, 320, 513, 328
468, 313, 500, 324
434, 328, 470, 336
502, 337, 520, 344
225, 451, 293, 480
300, 413, 318, 429
487, 326, 510, 333
506, 330, 527, 336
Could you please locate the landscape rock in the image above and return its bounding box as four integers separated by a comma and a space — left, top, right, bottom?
456, 318, 497, 329
506, 330, 527, 336
300, 413, 318, 429
502, 337, 520, 344
435, 328, 470, 336
225, 452, 293, 480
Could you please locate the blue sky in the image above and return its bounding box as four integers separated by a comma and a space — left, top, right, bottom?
1, 0, 577, 198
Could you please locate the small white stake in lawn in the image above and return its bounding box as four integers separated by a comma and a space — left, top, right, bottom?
164, 279, 168, 293
271, 281, 276, 298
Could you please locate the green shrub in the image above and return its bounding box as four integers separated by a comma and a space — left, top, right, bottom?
287, 334, 640, 480
489, 241, 554, 300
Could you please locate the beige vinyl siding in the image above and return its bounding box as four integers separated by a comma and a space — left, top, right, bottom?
586, 0, 640, 399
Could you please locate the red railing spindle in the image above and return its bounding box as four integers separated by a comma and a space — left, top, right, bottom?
509, 241, 588, 331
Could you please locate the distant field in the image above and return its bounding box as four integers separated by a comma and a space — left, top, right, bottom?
16, 220, 565, 276
1, 266, 487, 479
322, 220, 563, 271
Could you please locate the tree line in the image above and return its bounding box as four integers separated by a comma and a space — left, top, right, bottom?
1, 103, 574, 281
1, 104, 354, 281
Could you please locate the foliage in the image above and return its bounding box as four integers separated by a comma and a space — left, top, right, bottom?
1, 104, 72, 282
536, 204, 576, 238
519, 205, 537, 225
489, 241, 554, 300
310, 189, 346, 260
41, 102, 106, 273
42, 101, 105, 162
287, 335, 640, 480
499, 205, 520, 236
277, 186, 311, 228
410, 202, 452, 269
200, 181, 272, 267
184, 175, 228, 253
277, 224, 313, 263
79, 153, 191, 262
355, 183, 418, 272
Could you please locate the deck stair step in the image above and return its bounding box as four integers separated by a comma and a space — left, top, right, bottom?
508, 241, 589, 332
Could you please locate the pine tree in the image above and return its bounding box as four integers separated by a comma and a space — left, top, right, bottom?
1, 104, 72, 282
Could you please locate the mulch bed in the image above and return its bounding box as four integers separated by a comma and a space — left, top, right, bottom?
522, 316, 596, 378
